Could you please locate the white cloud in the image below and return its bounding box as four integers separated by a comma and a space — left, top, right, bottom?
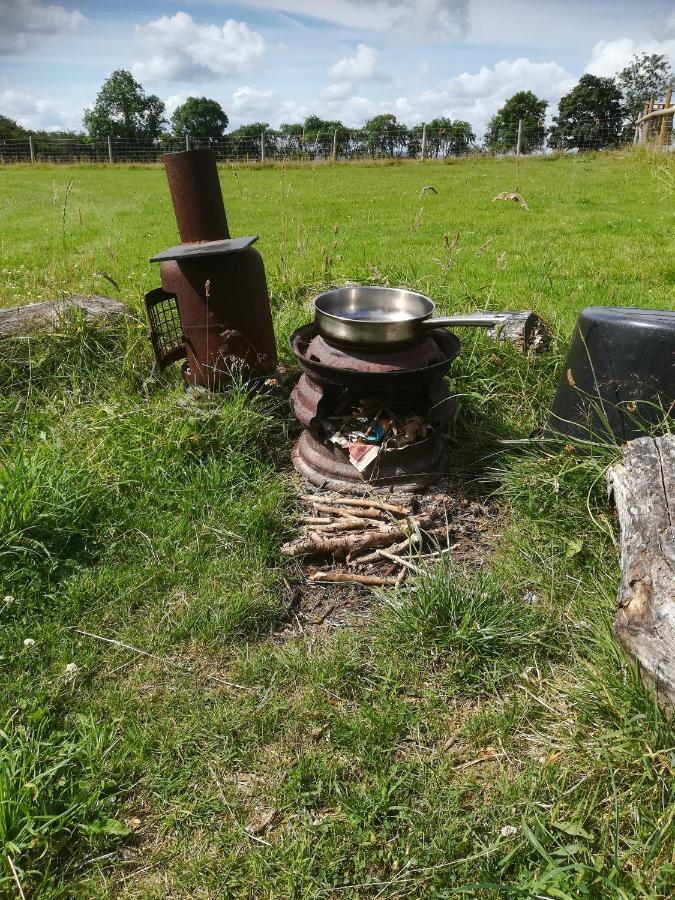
225, 86, 309, 127
322, 43, 388, 102
385, 57, 577, 133
0, 87, 79, 130
330, 43, 379, 83
586, 37, 675, 78
244, 0, 468, 40
231, 85, 275, 115
225, 56, 577, 135
132, 12, 266, 83
0, 0, 83, 53
164, 92, 191, 116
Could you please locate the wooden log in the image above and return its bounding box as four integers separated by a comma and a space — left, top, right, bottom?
608, 435, 675, 711
488, 310, 552, 353
0, 296, 132, 338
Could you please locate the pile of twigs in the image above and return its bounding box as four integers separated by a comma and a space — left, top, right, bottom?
281, 493, 454, 586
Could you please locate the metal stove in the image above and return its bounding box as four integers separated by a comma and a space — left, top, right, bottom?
289, 324, 460, 492
145, 149, 277, 389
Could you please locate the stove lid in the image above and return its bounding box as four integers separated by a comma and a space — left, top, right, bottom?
149, 235, 257, 263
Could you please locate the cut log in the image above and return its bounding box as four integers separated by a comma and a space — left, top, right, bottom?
0, 296, 132, 338
607, 435, 675, 711
489, 311, 552, 353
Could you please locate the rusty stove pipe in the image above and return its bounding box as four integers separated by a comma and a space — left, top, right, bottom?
163, 148, 230, 242
155, 149, 278, 389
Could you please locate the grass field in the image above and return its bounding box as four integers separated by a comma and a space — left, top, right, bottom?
1, 152, 674, 898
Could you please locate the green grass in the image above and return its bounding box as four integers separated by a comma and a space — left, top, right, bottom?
1, 151, 674, 898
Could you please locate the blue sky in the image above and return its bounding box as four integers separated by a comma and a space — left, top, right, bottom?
1, 0, 674, 134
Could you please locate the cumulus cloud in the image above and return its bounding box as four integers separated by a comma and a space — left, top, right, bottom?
322, 44, 387, 102
231, 85, 276, 115
222, 54, 579, 134
132, 12, 266, 83
330, 44, 380, 83
244, 0, 468, 40
0, 87, 78, 130
586, 37, 675, 78
0, 0, 83, 53
400, 58, 575, 132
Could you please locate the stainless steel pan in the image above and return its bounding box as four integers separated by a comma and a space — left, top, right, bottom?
314, 286, 511, 348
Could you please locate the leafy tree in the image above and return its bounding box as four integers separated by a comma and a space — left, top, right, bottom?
548, 74, 625, 150
618, 52, 674, 120
227, 122, 272, 156
303, 115, 350, 155
83, 70, 166, 141
485, 91, 548, 153
0, 115, 27, 139
361, 113, 408, 156
408, 119, 475, 158
276, 116, 351, 157
171, 97, 228, 138
277, 122, 304, 154
426, 117, 475, 155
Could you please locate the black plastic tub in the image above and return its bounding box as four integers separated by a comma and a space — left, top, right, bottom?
549, 306, 674, 443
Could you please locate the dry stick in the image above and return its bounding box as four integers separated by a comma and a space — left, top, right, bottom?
311, 517, 384, 532
281, 519, 431, 558
377, 548, 421, 573
299, 516, 332, 525
309, 602, 338, 625
300, 495, 410, 517
72, 628, 254, 693
349, 535, 414, 566
309, 503, 385, 520
309, 572, 399, 586
7, 856, 26, 900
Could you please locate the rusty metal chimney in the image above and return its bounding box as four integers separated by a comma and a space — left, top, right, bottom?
164, 149, 230, 242
145, 149, 277, 389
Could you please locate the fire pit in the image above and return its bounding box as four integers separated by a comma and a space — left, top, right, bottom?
289, 323, 460, 491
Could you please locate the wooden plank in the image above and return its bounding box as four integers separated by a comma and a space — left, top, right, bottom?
608, 435, 675, 711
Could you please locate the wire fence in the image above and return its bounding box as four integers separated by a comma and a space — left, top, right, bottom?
1, 119, 672, 165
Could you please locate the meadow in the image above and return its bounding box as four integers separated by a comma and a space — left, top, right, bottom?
1, 152, 674, 898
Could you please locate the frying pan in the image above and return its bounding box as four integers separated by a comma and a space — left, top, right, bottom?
314, 286, 511, 349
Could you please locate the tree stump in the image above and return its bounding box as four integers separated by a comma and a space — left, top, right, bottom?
0, 296, 131, 338
608, 435, 675, 710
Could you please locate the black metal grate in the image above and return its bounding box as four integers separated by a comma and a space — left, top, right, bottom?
144, 287, 187, 369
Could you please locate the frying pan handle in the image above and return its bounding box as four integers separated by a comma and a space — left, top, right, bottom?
422, 313, 512, 329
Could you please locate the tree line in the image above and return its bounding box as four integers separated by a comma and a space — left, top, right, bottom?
1, 53, 672, 156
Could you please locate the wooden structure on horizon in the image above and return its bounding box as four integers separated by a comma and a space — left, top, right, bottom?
634, 88, 674, 145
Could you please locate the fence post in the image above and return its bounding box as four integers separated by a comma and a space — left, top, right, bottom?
659, 87, 673, 146
28, 134, 34, 163
332, 128, 338, 162
516, 118, 523, 156
261, 130, 265, 164
642, 99, 654, 143
185, 131, 190, 151
421, 123, 427, 160
107, 135, 113, 164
